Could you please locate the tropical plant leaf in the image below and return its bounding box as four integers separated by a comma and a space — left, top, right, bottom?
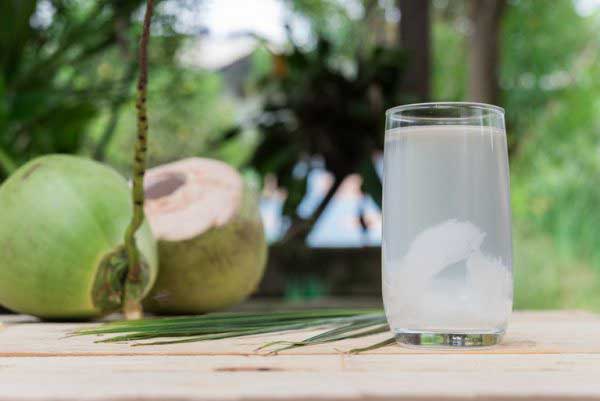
74, 309, 394, 354
349, 337, 396, 354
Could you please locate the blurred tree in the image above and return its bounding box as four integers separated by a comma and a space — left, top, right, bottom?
467, 0, 506, 104
430, 1, 468, 101
431, 0, 591, 151
397, 0, 431, 101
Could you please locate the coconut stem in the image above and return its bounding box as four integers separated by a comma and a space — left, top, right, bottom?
123, 0, 153, 320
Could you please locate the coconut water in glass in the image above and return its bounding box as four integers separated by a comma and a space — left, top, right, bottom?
382, 102, 513, 347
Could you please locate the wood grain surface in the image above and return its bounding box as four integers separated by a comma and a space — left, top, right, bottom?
1, 310, 599, 401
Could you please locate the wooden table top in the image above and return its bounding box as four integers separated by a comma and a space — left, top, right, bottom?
1, 310, 600, 401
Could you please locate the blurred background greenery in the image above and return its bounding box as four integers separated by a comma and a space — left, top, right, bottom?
2, 0, 600, 310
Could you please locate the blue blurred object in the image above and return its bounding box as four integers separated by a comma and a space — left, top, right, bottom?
260, 167, 382, 248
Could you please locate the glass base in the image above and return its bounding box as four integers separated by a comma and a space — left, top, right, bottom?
394, 330, 504, 348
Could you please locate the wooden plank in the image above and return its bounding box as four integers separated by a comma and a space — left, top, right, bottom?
2, 311, 600, 401
1, 354, 600, 401
1, 310, 599, 356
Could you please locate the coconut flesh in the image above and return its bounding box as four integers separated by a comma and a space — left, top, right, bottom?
0, 155, 158, 320
142, 157, 268, 314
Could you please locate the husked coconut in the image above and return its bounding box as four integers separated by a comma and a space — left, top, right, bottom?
142, 158, 268, 314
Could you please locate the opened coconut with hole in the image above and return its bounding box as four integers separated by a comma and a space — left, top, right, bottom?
142, 158, 268, 314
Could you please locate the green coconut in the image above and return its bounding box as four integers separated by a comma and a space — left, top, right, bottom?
142, 158, 267, 314
0, 155, 158, 320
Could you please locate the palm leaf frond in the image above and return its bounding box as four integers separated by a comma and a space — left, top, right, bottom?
73, 309, 394, 353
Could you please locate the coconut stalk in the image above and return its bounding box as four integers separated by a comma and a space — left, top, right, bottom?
123, 0, 153, 320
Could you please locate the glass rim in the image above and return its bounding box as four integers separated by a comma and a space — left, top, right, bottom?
385, 102, 505, 118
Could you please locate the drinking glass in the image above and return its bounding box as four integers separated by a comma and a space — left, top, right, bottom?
382, 102, 513, 347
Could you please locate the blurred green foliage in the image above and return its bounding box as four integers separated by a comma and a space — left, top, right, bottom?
0, 0, 235, 179
501, 0, 593, 152
0, 0, 122, 176
88, 63, 236, 173
287, 0, 382, 58
2, 0, 600, 310
503, 0, 600, 270
513, 225, 600, 310
431, 0, 600, 310
0, 0, 148, 178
